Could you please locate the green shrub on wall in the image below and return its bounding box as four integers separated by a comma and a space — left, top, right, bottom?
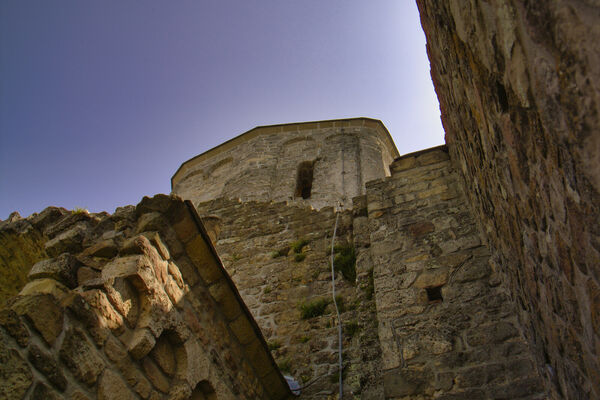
332, 243, 356, 283
299, 298, 330, 319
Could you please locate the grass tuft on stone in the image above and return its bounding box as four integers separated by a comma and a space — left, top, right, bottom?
290, 238, 310, 254
299, 335, 310, 343
271, 247, 289, 258
277, 357, 292, 373
334, 295, 346, 313
294, 253, 306, 262
268, 340, 281, 351
332, 243, 356, 283
344, 320, 360, 337
299, 298, 330, 319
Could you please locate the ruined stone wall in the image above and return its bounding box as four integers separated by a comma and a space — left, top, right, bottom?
0, 210, 60, 306
416, 1, 600, 398
195, 197, 383, 399
0, 195, 290, 400
172, 118, 398, 210
365, 147, 545, 399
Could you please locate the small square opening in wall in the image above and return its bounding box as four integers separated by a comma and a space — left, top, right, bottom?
426, 285, 443, 303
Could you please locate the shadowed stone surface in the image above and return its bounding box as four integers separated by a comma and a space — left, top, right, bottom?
417, 1, 600, 398
0, 195, 290, 400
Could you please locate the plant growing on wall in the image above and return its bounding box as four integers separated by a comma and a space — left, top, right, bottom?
271, 246, 289, 258
299, 298, 330, 319
290, 238, 309, 254
294, 253, 306, 262
332, 243, 356, 283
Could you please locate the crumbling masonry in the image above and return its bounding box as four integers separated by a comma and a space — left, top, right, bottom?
1, 1, 599, 399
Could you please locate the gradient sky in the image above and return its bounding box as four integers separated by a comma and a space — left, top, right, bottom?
0, 1, 444, 218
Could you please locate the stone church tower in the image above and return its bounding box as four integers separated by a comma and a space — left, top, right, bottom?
171, 118, 399, 210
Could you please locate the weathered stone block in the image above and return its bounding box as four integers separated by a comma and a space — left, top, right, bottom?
28, 344, 67, 391
136, 194, 176, 216
414, 268, 449, 289
142, 357, 170, 393
185, 235, 222, 285
31, 382, 62, 400
59, 327, 105, 386
28, 253, 81, 288
168, 261, 184, 288
207, 279, 242, 321
104, 334, 128, 363
44, 222, 88, 257
77, 266, 102, 286
127, 328, 156, 360
383, 366, 429, 397
0, 309, 29, 347
136, 212, 167, 234
19, 277, 69, 300
171, 208, 197, 244
143, 231, 171, 261
105, 277, 140, 328
244, 338, 273, 378
229, 315, 256, 345
392, 157, 417, 172
168, 382, 193, 400
408, 221, 435, 237
98, 370, 137, 400
416, 149, 449, 165
0, 333, 32, 400
82, 239, 118, 259
11, 294, 63, 346
62, 292, 110, 345
30, 206, 68, 230
165, 275, 185, 306
150, 336, 177, 377
103, 255, 156, 293
81, 289, 125, 335
172, 256, 199, 287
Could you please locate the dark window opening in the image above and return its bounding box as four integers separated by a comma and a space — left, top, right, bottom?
426, 286, 443, 303
496, 81, 508, 112
191, 380, 217, 400
295, 161, 314, 199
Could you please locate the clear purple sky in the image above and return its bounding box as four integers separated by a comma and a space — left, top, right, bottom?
0, 1, 443, 218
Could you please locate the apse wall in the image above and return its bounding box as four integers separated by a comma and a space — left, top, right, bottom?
171, 118, 399, 210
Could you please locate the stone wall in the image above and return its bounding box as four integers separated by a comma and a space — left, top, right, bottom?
172, 118, 398, 210
366, 147, 545, 399
0, 210, 61, 306
195, 197, 383, 399
416, 1, 600, 398
0, 195, 290, 400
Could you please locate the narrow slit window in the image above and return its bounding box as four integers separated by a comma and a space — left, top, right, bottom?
295, 161, 314, 199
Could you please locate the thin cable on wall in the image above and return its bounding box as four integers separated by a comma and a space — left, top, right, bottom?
330, 205, 343, 400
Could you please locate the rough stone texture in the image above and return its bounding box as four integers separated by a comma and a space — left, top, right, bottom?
28, 253, 81, 289
3, 98, 598, 400
172, 118, 399, 210
0, 331, 32, 400
0, 195, 290, 400
194, 197, 383, 398
367, 147, 545, 399
97, 369, 137, 400
416, 2, 600, 398
0, 214, 51, 306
